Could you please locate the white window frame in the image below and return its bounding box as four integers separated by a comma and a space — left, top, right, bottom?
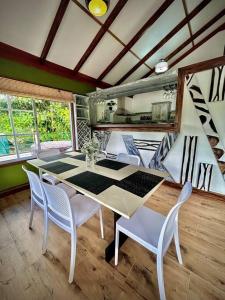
0, 94, 73, 165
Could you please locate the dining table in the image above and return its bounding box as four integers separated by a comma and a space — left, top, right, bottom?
28, 151, 168, 262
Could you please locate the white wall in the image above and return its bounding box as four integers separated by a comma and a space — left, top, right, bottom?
131, 90, 176, 113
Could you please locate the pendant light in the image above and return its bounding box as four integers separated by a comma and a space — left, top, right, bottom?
155, 59, 168, 74
85, 0, 110, 17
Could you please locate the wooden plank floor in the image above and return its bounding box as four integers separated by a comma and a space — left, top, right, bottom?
0, 183, 225, 300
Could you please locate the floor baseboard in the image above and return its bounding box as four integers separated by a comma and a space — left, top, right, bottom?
164, 180, 225, 202
0, 183, 29, 198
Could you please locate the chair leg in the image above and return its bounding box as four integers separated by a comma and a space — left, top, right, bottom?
115, 227, 119, 266
99, 208, 104, 239
69, 230, 77, 284
174, 224, 183, 265
29, 199, 35, 230
157, 254, 166, 300
42, 209, 48, 254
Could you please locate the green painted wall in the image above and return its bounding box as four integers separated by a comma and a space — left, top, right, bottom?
0, 162, 37, 192
0, 58, 95, 192
0, 58, 95, 94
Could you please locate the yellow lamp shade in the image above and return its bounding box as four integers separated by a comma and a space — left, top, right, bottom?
88, 0, 108, 17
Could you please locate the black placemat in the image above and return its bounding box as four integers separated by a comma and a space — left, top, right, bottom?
66, 171, 115, 194
40, 161, 78, 174
71, 154, 86, 161
96, 159, 128, 170
40, 153, 70, 162
115, 171, 163, 197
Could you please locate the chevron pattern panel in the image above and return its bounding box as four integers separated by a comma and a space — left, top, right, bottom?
77, 120, 91, 149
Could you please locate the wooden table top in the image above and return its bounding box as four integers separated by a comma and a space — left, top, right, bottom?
28, 151, 168, 219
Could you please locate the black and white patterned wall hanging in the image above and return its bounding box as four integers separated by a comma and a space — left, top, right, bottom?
196, 162, 214, 191
180, 136, 198, 185
149, 132, 178, 171
77, 120, 91, 149
186, 74, 225, 176
209, 66, 225, 102
122, 135, 144, 166
133, 139, 162, 151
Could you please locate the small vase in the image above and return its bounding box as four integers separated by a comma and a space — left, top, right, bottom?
86, 154, 95, 169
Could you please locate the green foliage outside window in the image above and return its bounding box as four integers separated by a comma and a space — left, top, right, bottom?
0, 96, 71, 141
36, 99, 71, 141
0, 95, 71, 156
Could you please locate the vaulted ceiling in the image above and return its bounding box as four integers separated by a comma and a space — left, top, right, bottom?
0, 0, 224, 89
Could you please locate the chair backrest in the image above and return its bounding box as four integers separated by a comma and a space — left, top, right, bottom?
158, 182, 192, 255
38, 148, 61, 159
41, 182, 74, 230
117, 153, 140, 166
22, 165, 45, 207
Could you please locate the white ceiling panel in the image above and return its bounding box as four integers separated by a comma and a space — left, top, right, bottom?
109, 0, 165, 44
145, 25, 191, 68
122, 65, 150, 84
168, 43, 193, 66
80, 33, 124, 78
185, 0, 202, 13
47, 1, 100, 69
76, 0, 119, 23
194, 15, 225, 44
103, 52, 139, 85
169, 31, 225, 70
132, 0, 186, 58
190, 0, 225, 34
0, 0, 60, 56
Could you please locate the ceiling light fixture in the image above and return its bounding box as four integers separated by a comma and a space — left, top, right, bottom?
85, 0, 110, 17
155, 59, 168, 74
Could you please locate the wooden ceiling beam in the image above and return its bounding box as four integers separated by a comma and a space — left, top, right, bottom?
182, 0, 194, 47
169, 22, 225, 69
72, 0, 151, 70
142, 8, 225, 78
0, 42, 111, 89
73, 0, 128, 73
97, 0, 175, 81
40, 0, 70, 62
115, 0, 211, 85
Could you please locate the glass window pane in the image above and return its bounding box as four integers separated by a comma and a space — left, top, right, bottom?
0, 94, 8, 109
12, 111, 35, 133
77, 108, 89, 119
0, 135, 16, 157
36, 100, 71, 142
11, 96, 33, 110
16, 135, 35, 155
0, 110, 12, 134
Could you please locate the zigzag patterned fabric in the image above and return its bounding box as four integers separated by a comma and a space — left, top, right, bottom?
186, 74, 225, 176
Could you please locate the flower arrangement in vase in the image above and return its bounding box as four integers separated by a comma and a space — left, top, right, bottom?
81, 138, 99, 168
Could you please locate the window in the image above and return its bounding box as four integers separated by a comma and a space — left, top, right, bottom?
0, 93, 72, 163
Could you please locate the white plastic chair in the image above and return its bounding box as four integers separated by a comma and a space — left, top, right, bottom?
38, 149, 61, 185
41, 182, 104, 283
117, 153, 140, 166
115, 182, 192, 300
22, 166, 77, 230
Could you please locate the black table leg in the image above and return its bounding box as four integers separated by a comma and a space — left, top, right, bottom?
105, 212, 128, 262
